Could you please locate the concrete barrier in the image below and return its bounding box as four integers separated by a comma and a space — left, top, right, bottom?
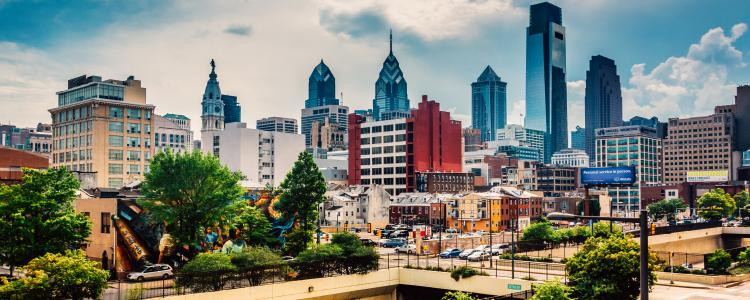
656, 271, 750, 285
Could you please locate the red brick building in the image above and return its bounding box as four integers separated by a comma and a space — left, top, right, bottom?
348, 95, 463, 195
0, 147, 49, 185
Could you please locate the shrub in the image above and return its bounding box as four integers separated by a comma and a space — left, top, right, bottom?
442, 291, 476, 300
450, 266, 484, 281
737, 248, 750, 266
176, 253, 237, 292
0, 250, 109, 300
690, 269, 707, 275
705, 249, 731, 275
531, 280, 572, 300
291, 244, 344, 279
284, 229, 314, 256
230, 247, 287, 286
522, 275, 536, 281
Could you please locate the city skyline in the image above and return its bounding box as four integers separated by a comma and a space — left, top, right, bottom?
1, 0, 749, 140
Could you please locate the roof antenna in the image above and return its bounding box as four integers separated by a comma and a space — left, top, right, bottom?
389, 28, 393, 54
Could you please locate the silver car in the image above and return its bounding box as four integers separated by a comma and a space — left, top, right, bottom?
127, 264, 174, 281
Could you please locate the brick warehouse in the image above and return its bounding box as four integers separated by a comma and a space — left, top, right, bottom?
348, 95, 463, 195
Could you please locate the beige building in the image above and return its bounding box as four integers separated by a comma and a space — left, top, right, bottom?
154, 114, 193, 154
664, 105, 736, 184
50, 75, 155, 188
74, 188, 117, 267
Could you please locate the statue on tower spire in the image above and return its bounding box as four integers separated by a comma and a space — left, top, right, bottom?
210, 59, 216, 72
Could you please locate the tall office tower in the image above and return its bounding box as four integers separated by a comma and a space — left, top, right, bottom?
623, 116, 667, 138
585, 55, 622, 161
257, 117, 298, 134
301, 60, 348, 151
663, 105, 736, 184
50, 75, 154, 188
305, 60, 339, 108
571, 125, 585, 150
221, 95, 241, 124
471, 65, 508, 142
595, 125, 663, 214
736, 85, 750, 151
525, 1, 568, 163
201, 59, 224, 135
373, 30, 410, 121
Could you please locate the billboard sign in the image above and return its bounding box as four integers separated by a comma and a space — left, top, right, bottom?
686, 170, 728, 183
581, 167, 636, 185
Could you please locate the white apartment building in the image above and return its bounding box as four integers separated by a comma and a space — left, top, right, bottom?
551, 148, 589, 167
358, 118, 408, 195
154, 114, 193, 154
495, 124, 546, 160
201, 122, 305, 187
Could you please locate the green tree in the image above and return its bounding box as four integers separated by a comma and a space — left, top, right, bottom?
565, 235, 658, 300
577, 199, 601, 216
648, 198, 688, 224
0, 168, 90, 275
592, 221, 623, 238
697, 189, 736, 221
705, 249, 731, 274
275, 151, 326, 254
737, 248, 750, 266
531, 280, 572, 300
521, 218, 557, 244
231, 202, 274, 246
442, 291, 476, 300
0, 250, 109, 300
734, 190, 750, 217
176, 253, 237, 292
139, 150, 244, 250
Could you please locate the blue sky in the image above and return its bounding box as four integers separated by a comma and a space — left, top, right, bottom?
1, 0, 748, 138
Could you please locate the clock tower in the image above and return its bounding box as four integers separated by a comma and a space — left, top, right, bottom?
201, 59, 224, 133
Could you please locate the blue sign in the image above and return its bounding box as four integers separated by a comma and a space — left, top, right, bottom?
581, 167, 636, 185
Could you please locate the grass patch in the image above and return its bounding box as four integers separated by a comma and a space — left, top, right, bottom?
728, 265, 750, 275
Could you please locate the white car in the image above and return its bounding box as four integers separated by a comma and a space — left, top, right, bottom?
459, 249, 481, 259
467, 251, 491, 262
486, 243, 509, 255
395, 244, 417, 254
127, 264, 173, 281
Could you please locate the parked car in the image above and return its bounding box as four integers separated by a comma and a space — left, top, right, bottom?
467, 251, 491, 262
487, 243, 509, 255
439, 248, 462, 258
458, 249, 480, 259
395, 244, 417, 254
282, 256, 295, 261
127, 264, 173, 281
379, 238, 405, 248
390, 230, 409, 238
359, 238, 377, 247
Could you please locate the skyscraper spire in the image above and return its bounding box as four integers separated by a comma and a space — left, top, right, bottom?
389, 28, 393, 54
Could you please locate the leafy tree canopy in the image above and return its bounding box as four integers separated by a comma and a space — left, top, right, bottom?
0, 168, 90, 275
565, 235, 658, 300
705, 249, 731, 275
231, 201, 274, 246
521, 218, 557, 243
139, 150, 244, 249
734, 190, 750, 216
697, 189, 736, 221
0, 250, 109, 300
647, 198, 688, 224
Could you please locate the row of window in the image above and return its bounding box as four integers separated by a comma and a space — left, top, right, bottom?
108, 107, 152, 120
53, 149, 93, 164
108, 135, 151, 148
360, 123, 406, 134
108, 163, 148, 175
55, 121, 92, 136
361, 145, 407, 155
360, 134, 406, 145
55, 135, 93, 151
54, 106, 92, 123
360, 166, 408, 175
361, 156, 407, 165
359, 177, 406, 185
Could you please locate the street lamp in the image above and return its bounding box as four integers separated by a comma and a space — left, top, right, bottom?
547, 210, 650, 300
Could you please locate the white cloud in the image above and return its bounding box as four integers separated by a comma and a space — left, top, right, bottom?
622, 23, 746, 119
566, 80, 585, 130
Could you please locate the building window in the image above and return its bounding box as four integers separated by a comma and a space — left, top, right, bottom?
109, 121, 123, 132
109, 164, 123, 174
127, 137, 140, 147
108, 178, 123, 188
127, 150, 140, 161
101, 212, 111, 233
108, 135, 123, 147
127, 123, 141, 133
127, 109, 142, 119
109, 107, 123, 118
109, 149, 123, 160
129, 164, 140, 175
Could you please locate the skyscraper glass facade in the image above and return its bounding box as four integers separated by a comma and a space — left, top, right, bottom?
305, 60, 339, 108
571, 125, 585, 150
221, 95, 241, 123
584, 55, 622, 161
373, 32, 409, 121
471, 66, 507, 142
525, 2, 568, 163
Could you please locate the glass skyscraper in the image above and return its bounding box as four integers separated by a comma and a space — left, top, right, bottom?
301, 60, 348, 151
471, 65, 507, 142
305, 60, 339, 108
221, 94, 241, 124
373, 31, 409, 120
525, 2, 568, 163
571, 125, 585, 150
584, 55, 622, 161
